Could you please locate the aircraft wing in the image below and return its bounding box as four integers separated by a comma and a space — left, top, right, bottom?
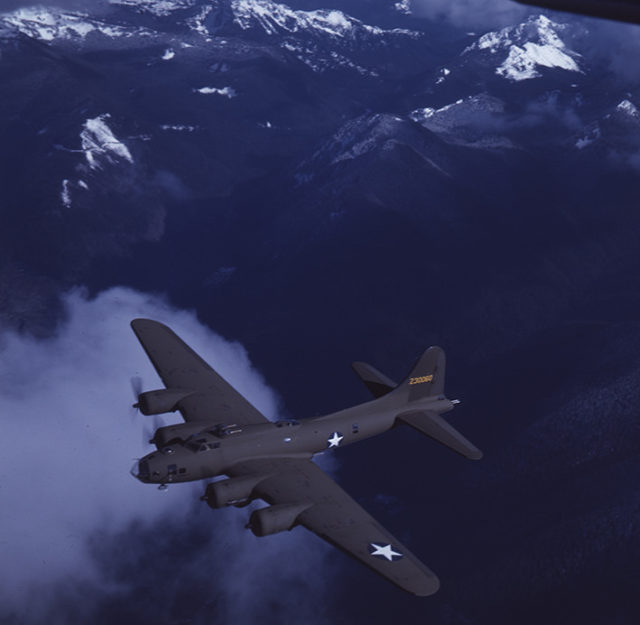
130, 319, 269, 425
228, 457, 440, 596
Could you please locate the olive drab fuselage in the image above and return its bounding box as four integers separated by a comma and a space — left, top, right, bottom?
135, 392, 457, 486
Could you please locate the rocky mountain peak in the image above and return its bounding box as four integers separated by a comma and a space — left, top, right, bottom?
464, 14, 582, 81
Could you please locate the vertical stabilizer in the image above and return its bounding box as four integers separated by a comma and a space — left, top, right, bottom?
398, 346, 446, 402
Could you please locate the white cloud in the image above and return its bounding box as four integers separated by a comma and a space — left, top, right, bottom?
0, 287, 334, 623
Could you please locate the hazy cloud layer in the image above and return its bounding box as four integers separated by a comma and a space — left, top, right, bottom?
587, 19, 640, 82
0, 0, 95, 11
0, 287, 335, 624
0, 0, 119, 10
410, 0, 532, 28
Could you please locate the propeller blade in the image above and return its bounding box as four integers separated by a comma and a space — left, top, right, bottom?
143, 415, 163, 447
130, 375, 143, 398
130, 376, 144, 413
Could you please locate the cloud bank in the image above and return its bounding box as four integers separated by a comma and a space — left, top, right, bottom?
0, 287, 335, 624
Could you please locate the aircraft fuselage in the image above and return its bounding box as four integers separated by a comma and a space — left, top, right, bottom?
134, 393, 455, 486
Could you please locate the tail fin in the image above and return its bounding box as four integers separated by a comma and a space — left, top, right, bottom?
398, 346, 446, 402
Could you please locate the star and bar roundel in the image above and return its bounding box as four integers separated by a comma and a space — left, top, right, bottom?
326, 431, 344, 448
368, 543, 404, 562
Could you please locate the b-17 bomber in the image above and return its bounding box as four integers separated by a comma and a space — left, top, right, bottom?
130, 319, 482, 596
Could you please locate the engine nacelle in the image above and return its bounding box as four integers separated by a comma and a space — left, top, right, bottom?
135, 388, 193, 416
247, 503, 312, 537
203, 474, 268, 509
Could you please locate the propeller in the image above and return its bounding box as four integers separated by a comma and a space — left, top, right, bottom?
143, 414, 164, 447
130, 375, 143, 414
129, 375, 156, 447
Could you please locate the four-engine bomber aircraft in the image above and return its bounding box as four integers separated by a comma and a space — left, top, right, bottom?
130, 319, 482, 596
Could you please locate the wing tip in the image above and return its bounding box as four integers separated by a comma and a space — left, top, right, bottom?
131, 318, 167, 332
411, 574, 440, 597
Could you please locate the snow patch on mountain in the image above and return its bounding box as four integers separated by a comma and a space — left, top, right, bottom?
230, 0, 417, 39
185, 5, 213, 37
232, 0, 372, 36
497, 40, 580, 81
297, 113, 457, 183
617, 99, 639, 118
1, 7, 150, 42
410, 94, 516, 149
60, 178, 90, 208
282, 40, 374, 75
466, 15, 581, 82
194, 86, 237, 97
109, 0, 197, 16
394, 0, 412, 15
411, 99, 463, 123
162, 48, 175, 60
435, 67, 450, 85
410, 94, 504, 128
81, 115, 133, 170
161, 124, 197, 132
61, 180, 72, 208
317, 114, 408, 165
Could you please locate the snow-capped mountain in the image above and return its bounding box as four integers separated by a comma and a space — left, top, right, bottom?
615, 98, 640, 122
110, 0, 198, 16
3, 0, 635, 207
229, 0, 414, 39
1, 6, 153, 42
572, 96, 640, 165
0, 0, 421, 76
390, 14, 621, 153
463, 14, 582, 81
409, 94, 514, 148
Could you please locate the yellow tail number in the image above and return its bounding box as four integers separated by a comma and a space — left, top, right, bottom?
409, 375, 434, 385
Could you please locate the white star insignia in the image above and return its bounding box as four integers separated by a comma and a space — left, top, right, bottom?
327, 432, 344, 448
369, 543, 403, 562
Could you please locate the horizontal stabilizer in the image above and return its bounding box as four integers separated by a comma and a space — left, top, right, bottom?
397, 410, 482, 460
351, 362, 397, 398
